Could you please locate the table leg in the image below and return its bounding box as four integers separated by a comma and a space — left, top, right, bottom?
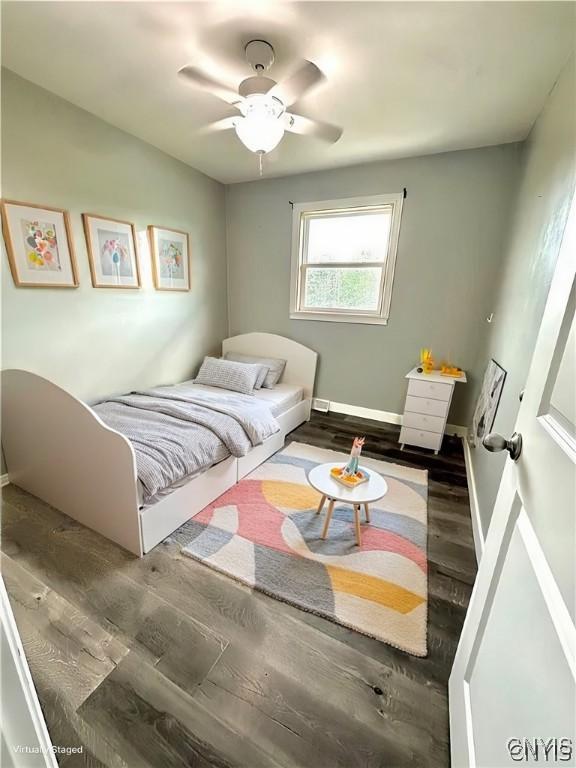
321, 499, 335, 540
364, 503, 370, 523
316, 494, 326, 515
353, 505, 362, 546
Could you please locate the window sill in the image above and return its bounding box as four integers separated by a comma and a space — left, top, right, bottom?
289, 311, 389, 326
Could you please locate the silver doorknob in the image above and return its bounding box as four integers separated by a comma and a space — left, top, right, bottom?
482, 432, 522, 461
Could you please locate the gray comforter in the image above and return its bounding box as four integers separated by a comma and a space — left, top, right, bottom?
93, 383, 279, 502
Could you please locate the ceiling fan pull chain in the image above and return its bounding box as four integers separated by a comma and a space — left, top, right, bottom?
258, 152, 264, 177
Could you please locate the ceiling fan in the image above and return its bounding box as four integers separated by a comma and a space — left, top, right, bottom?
178, 40, 343, 170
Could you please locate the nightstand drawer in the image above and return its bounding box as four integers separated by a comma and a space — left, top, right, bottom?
403, 411, 445, 433
405, 395, 449, 418
407, 379, 452, 402
399, 426, 442, 451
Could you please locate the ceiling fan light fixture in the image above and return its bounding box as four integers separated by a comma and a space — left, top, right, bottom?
234, 116, 285, 154
234, 93, 285, 154
179, 41, 343, 165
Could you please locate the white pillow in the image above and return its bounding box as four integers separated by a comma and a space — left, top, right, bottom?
224, 352, 286, 388
253, 364, 270, 389
195, 357, 260, 395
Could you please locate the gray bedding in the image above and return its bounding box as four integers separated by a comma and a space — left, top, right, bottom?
93, 382, 279, 503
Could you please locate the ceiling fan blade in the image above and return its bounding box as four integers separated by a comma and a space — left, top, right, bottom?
178, 66, 242, 106
268, 60, 324, 107
198, 116, 238, 135
285, 113, 343, 144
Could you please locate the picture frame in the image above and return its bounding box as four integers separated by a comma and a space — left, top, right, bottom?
148, 225, 190, 291
82, 213, 140, 289
1, 199, 79, 288
470, 358, 507, 448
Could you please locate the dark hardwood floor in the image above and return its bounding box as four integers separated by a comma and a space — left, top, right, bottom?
1, 413, 476, 768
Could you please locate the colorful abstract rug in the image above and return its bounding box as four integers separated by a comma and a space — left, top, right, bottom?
179, 442, 428, 655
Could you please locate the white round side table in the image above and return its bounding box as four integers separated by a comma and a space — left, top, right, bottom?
307, 462, 388, 546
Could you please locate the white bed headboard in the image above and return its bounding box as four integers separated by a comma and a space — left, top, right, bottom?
222, 333, 318, 399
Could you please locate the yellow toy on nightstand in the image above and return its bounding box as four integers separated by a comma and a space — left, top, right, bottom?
418, 349, 464, 379
439, 362, 465, 378
419, 348, 435, 374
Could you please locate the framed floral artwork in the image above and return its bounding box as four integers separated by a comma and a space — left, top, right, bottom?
1, 200, 79, 288
83, 214, 140, 289
148, 226, 190, 291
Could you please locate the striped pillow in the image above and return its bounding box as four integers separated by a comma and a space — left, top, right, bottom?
195, 357, 260, 395
224, 352, 286, 388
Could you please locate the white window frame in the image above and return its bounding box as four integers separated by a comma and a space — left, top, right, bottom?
289, 192, 404, 325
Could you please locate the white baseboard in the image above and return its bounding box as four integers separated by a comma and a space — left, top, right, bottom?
318, 399, 468, 437
1, 474, 9, 488
445, 423, 468, 438
462, 436, 484, 563
328, 400, 402, 425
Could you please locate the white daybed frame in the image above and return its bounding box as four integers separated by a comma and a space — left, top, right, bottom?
1, 333, 317, 557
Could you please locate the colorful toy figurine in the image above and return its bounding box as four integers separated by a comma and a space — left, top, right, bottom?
330, 436, 369, 487
343, 436, 365, 477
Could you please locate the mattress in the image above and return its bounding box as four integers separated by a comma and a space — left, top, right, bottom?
253, 383, 304, 415
137, 382, 305, 507
177, 381, 304, 417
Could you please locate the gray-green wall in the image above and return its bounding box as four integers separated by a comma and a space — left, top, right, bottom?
226, 144, 521, 425
1, 69, 228, 406
467, 57, 576, 537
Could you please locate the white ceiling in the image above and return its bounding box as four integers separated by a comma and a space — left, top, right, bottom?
3, 1, 574, 184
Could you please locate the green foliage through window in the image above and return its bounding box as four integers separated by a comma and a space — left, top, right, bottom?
304, 267, 381, 311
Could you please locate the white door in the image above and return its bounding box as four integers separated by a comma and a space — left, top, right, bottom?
1, 578, 57, 768
449, 191, 576, 767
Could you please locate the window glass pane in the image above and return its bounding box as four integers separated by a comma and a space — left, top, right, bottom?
303, 267, 382, 311
306, 210, 391, 264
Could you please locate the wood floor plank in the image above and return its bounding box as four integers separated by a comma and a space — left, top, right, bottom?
429, 508, 473, 542
35, 689, 131, 768
2, 499, 228, 695
78, 651, 284, 768
198, 641, 445, 768
2, 553, 128, 710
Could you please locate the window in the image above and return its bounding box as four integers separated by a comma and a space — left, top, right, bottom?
290, 193, 404, 324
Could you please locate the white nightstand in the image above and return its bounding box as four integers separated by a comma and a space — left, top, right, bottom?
399, 367, 467, 454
